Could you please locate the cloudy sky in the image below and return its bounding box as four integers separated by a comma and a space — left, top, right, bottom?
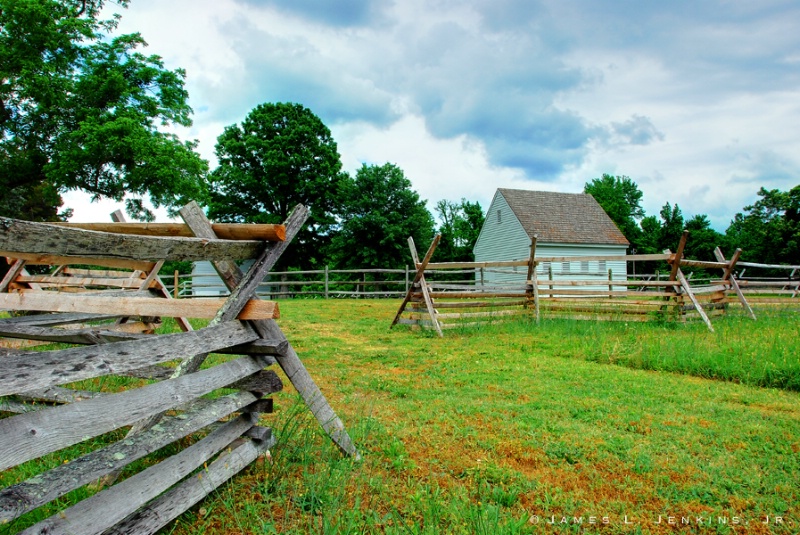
66, 0, 800, 231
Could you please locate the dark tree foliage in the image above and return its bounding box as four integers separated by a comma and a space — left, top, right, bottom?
434, 198, 485, 262
726, 186, 800, 267
329, 163, 434, 270
637, 215, 661, 255
584, 173, 644, 248
207, 102, 348, 270
0, 0, 208, 221
658, 202, 685, 253
683, 214, 724, 262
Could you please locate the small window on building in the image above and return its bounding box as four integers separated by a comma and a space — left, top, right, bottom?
598, 260, 607, 273
581, 260, 589, 273
497, 209, 502, 223
562, 261, 570, 274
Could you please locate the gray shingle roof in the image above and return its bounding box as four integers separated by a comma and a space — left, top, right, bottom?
498, 188, 630, 246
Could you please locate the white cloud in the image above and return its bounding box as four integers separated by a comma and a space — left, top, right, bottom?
69, 0, 800, 233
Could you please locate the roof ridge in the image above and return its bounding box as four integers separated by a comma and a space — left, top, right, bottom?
495, 188, 629, 246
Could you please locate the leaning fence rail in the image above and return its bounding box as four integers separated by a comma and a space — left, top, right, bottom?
166, 262, 799, 302
0, 205, 357, 534
391, 232, 800, 336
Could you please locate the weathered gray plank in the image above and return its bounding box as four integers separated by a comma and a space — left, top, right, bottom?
0, 216, 267, 262
0, 322, 146, 345
0, 397, 41, 413
21, 414, 257, 535
15, 386, 103, 404
0, 355, 270, 470
0, 291, 279, 320
0, 392, 259, 524
0, 322, 260, 397
228, 370, 284, 396
181, 202, 359, 459
0, 321, 285, 357
0, 312, 119, 327
105, 437, 271, 535
114, 365, 175, 380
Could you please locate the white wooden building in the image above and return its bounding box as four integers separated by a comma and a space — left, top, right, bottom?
191, 259, 258, 296
473, 189, 629, 285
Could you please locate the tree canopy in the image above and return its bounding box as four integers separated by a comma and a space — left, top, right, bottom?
584, 174, 644, 246
726, 186, 800, 267
585, 174, 799, 273
207, 102, 348, 269
329, 163, 434, 270
434, 198, 485, 262
0, 0, 208, 221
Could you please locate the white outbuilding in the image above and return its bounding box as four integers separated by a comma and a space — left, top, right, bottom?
473, 188, 630, 285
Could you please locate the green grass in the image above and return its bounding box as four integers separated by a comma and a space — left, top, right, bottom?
165, 300, 800, 534
3, 301, 799, 534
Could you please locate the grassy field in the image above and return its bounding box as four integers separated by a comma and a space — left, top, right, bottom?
2, 301, 798, 534
159, 300, 800, 534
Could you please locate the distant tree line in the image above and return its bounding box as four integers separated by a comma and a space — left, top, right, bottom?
1, 2, 795, 277
206, 102, 483, 272
585, 174, 800, 273
0, 2, 480, 275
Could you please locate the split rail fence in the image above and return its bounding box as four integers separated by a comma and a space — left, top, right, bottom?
0, 203, 357, 534
183, 267, 411, 299
391, 231, 797, 336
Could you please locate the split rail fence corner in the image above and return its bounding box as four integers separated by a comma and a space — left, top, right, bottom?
392, 231, 766, 336
0, 202, 357, 535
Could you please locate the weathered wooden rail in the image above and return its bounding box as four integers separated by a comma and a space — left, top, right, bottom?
393, 233, 768, 335
0, 203, 356, 534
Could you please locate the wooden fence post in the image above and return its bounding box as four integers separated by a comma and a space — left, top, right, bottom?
180, 202, 358, 458
714, 247, 755, 320
668, 230, 689, 291
608, 268, 613, 298
391, 235, 442, 336
525, 236, 539, 321
174, 270, 179, 299
324, 265, 329, 299
677, 269, 714, 332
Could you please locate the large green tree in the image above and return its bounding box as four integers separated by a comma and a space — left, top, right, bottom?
584, 173, 644, 247
726, 186, 800, 266
329, 163, 434, 270
207, 102, 348, 269
434, 198, 485, 262
0, 0, 208, 221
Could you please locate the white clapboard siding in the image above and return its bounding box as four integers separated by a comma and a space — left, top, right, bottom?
473, 189, 628, 289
